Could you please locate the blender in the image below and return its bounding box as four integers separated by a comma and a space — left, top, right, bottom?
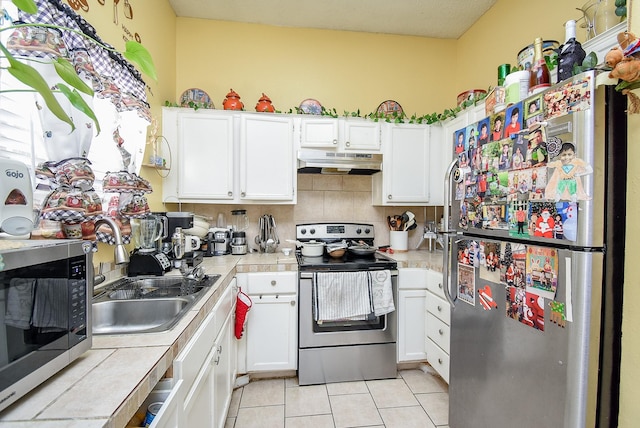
128, 214, 172, 276
231, 209, 248, 255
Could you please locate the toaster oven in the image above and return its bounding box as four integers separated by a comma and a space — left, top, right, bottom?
0, 240, 93, 412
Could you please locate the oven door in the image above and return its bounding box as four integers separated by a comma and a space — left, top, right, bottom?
298, 270, 397, 348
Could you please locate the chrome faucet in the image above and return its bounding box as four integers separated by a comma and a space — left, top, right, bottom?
94, 217, 130, 265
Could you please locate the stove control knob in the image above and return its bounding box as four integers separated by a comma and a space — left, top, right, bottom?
364, 228, 371, 234
356, 228, 362, 234
300, 228, 307, 235
309, 228, 316, 235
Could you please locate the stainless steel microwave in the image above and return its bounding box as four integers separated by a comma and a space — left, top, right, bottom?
0, 240, 93, 412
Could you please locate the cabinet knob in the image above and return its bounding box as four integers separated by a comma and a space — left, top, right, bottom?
228, 191, 233, 197
345, 141, 351, 147
271, 280, 276, 286
290, 300, 296, 306
437, 305, 442, 311
438, 358, 443, 364
332, 139, 338, 145
241, 192, 246, 197
214, 355, 221, 366
439, 329, 444, 335
438, 283, 443, 289
387, 194, 392, 200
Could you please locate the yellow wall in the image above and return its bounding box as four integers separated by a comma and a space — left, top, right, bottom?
456, 0, 585, 88
174, 19, 457, 118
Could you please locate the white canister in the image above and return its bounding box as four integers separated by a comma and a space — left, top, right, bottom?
390, 231, 408, 252
504, 71, 530, 104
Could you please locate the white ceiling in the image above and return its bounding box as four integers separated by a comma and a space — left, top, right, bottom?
168, 0, 497, 39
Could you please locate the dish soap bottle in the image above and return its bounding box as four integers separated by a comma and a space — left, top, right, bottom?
528, 37, 551, 95
557, 20, 586, 82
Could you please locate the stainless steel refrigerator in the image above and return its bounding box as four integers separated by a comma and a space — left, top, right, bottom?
441, 71, 626, 428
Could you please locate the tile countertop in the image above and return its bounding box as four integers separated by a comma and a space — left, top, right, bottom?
0, 249, 442, 427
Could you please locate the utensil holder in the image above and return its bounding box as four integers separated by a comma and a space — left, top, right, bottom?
390, 231, 408, 252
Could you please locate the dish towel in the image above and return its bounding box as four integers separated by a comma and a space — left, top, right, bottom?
4, 278, 36, 329
369, 270, 395, 316
32, 278, 69, 332
314, 271, 372, 322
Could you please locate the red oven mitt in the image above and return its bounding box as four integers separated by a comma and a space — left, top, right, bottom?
235, 290, 252, 339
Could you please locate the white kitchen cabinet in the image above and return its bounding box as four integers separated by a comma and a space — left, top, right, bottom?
298, 117, 380, 152
425, 270, 450, 383
397, 268, 428, 363
299, 117, 339, 148
162, 108, 296, 204
169, 279, 237, 428
373, 123, 431, 205
236, 272, 298, 372
240, 114, 295, 201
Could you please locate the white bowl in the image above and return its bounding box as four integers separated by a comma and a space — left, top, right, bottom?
281, 248, 292, 256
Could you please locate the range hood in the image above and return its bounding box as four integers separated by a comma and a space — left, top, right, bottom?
297, 149, 382, 175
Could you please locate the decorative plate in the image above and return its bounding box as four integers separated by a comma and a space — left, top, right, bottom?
376, 100, 404, 117
179, 88, 214, 109
299, 98, 323, 115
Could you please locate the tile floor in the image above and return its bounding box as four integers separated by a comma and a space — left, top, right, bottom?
225, 369, 449, 428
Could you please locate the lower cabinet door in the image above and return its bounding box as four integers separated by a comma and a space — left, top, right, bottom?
397, 289, 427, 362
213, 311, 234, 428
183, 348, 216, 428
246, 294, 298, 371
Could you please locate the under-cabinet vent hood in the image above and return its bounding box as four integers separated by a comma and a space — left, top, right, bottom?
297, 149, 382, 175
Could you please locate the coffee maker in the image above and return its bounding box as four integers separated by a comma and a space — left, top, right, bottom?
128, 215, 172, 276
204, 227, 231, 256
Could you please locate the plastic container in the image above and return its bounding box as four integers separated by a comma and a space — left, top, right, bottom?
504, 71, 530, 104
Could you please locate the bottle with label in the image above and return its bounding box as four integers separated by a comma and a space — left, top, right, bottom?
528, 37, 551, 95
557, 20, 586, 82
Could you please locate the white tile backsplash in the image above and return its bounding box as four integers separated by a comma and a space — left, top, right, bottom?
173, 174, 442, 250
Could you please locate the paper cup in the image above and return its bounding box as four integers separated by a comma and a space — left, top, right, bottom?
390, 231, 408, 252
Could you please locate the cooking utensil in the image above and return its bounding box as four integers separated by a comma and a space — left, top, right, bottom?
113, 0, 119, 24
124, 0, 133, 19
286, 239, 325, 256
347, 245, 377, 256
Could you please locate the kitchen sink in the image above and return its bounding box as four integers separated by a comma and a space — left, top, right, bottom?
92, 274, 220, 335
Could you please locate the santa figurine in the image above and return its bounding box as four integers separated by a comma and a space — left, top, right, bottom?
535, 209, 555, 238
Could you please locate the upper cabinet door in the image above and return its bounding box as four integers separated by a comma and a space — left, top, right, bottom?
299, 117, 339, 148
342, 118, 381, 151
177, 112, 234, 200
240, 114, 295, 201
373, 123, 430, 205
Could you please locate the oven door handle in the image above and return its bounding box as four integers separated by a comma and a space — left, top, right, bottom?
300, 270, 398, 279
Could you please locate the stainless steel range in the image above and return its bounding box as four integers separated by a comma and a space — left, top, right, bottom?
296, 222, 398, 386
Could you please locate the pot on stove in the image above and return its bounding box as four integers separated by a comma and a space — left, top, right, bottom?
288, 239, 325, 257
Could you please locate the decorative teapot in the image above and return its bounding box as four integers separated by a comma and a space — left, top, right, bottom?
255, 93, 275, 112
222, 89, 244, 111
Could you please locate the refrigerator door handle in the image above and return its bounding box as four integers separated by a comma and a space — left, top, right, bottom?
441, 157, 459, 308
442, 233, 456, 308
442, 157, 459, 234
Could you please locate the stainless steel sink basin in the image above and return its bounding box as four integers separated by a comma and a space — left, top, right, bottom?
93, 298, 193, 334
92, 274, 220, 335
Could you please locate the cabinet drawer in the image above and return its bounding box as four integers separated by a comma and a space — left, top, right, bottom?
246, 272, 297, 294
425, 270, 446, 300
174, 310, 217, 390
398, 268, 428, 290
425, 293, 450, 325
425, 311, 450, 354
425, 338, 449, 384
